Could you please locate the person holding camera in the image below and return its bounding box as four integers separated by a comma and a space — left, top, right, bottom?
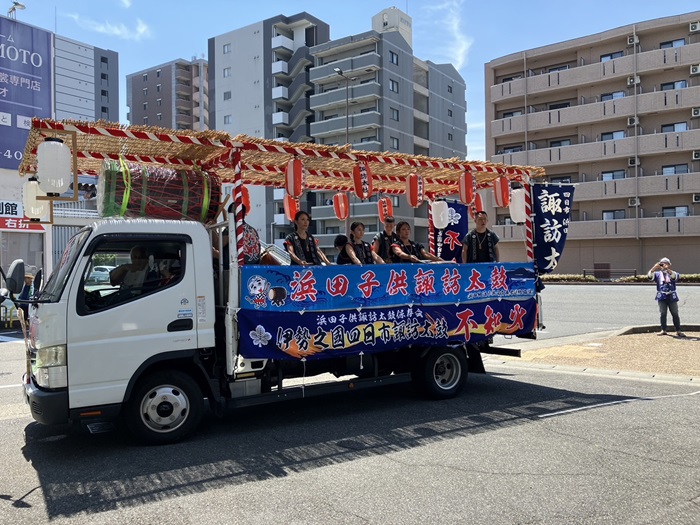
647, 257, 685, 337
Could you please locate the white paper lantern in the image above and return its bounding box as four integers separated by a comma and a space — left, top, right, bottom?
509, 187, 528, 224
23, 176, 47, 221
431, 200, 450, 230
37, 137, 71, 196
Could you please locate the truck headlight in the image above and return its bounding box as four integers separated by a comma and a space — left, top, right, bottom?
34, 345, 67, 389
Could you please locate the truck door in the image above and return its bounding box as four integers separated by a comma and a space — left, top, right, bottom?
66, 235, 198, 410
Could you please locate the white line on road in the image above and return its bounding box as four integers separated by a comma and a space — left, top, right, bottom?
0, 384, 22, 389
539, 390, 700, 418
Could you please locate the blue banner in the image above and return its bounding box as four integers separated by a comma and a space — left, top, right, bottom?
532, 184, 575, 273
432, 201, 469, 262
238, 263, 537, 360
0, 18, 53, 170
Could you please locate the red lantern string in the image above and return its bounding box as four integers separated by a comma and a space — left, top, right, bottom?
285, 158, 303, 198
352, 161, 373, 200
284, 193, 299, 221
405, 173, 424, 208
377, 196, 394, 223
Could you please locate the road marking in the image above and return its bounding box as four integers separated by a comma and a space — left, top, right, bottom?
0, 383, 22, 389
539, 390, 700, 418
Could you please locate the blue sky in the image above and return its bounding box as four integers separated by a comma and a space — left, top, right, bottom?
12, 0, 700, 160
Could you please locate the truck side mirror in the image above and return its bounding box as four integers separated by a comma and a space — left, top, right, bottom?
3, 259, 25, 294
33, 269, 43, 299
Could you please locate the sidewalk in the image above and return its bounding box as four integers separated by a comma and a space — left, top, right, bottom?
489, 326, 700, 381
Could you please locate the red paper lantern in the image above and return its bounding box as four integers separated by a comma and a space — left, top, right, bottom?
285, 158, 304, 198
352, 161, 373, 200
284, 194, 299, 221
493, 176, 511, 208
469, 193, 484, 220
333, 192, 349, 220
377, 196, 394, 223
405, 172, 424, 208
458, 171, 475, 205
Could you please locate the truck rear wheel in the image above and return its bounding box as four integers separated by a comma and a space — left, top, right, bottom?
126, 370, 202, 445
414, 346, 467, 399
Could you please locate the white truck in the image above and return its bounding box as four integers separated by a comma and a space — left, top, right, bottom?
11, 119, 563, 444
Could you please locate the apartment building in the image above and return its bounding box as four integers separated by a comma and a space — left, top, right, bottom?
208, 14, 330, 242
306, 7, 467, 251
486, 11, 700, 274
126, 58, 209, 131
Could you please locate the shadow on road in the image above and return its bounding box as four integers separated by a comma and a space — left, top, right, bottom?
20, 372, 635, 519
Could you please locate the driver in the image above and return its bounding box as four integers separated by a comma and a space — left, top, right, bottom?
109, 245, 151, 291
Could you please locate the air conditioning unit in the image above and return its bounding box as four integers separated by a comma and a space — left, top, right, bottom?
690, 22, 700, 33
692, 193, 700, 203
691, 64, 700, 76
626, 75, 640, 87
628, 157, 639, 167
692, 108, 700, 118
628, 197, 640, 207
627, 116, 638, 126
627, 35, 639, 46
693, 150, 700, 161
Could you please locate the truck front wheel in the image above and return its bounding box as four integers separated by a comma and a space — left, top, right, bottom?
414, 346, 467, 400
126, 370, 203, 444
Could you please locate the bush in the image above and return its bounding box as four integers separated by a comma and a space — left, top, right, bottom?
541, 273, 700, 284
541, 273, 597, 283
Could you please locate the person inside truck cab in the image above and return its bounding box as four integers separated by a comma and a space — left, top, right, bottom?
158, 258, 181, 286
109, 245, 155, 291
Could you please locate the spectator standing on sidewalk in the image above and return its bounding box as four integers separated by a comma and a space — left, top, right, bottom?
648, 257, 685, 337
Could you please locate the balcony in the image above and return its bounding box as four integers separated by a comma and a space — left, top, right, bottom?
272, 111, 289, 126
310, 82, 381, 111
311, 201, 380, 220
272, 86, 288, 101
494, 215, 700, 242
272, 60, 288, 76
491, 85, 700, 139
273, 213, 290, 226
310, 52, 381, 84
493, 128, 700, 168
490, 42, 700, 103
573, 172, 700, 201
271, 35, 294, 54
310, 111, 381, 138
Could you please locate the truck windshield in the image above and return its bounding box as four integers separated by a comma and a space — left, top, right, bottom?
38, 228, 91, 302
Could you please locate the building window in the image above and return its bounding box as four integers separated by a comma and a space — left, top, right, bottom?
502, 145, 523, 153
390, 136, 399, 149
550, 176, 572, 184
660, 38, 685, 49
502, 110, 522, 118
157, 98, 162, 106
143, 102, 148, 111
101, 56, 108, 64
101, 73, 108, 81
548, 65, 569, 72
601, 91, 625, 101
662, 206, 689, 217
601, 130, 625, 141
360, 136, 375, 143
389, 79, 399, 93
223, 115, 232, 124
157, 113, 162, 121
600, 51, 624, 62
603, 210, 625, 221
601, 170, 625, 181
325, 226, 340, 234
447, 133, 453, 141
323, 113, 338, 120
661, 164, 689, 175
447, 109, 453, 117
389, 50, 398, 65
156, 84, 161, 92
661, 80, 687, 91
390, 107, 399, 121
223, 91, 232, 101
661, 122, 687, 133
550, 139, 571, 147
447, 85, 453, 93
223, 67, 232, 78
143, 116, 148, 124
549, 102, 570, 110
156, 69, 161, 78
142, 73, 148, 81
501, 75, 522, 83
223, 43, 231, 54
